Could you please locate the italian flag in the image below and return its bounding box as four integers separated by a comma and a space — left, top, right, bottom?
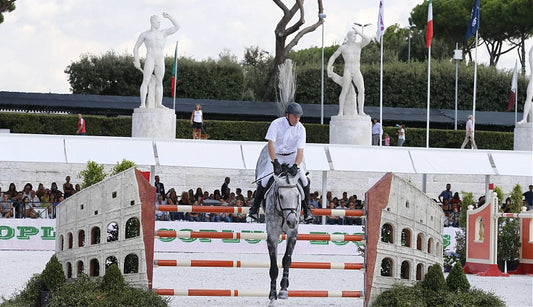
171, 43, 178, 98
426, 0, 433, 48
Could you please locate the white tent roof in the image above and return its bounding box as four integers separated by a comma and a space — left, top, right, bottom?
2, 134, 531, 177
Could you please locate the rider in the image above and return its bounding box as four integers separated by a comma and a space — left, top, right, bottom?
248, 102, 314, 222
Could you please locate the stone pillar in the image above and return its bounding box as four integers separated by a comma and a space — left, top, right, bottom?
329, 115, 372, 145
132, 108, 176, 139
514, 123, 533, 151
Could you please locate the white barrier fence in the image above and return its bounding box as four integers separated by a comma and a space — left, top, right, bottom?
0, 219, 459, 255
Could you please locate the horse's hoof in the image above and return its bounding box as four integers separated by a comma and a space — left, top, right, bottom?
268, 299, 277, 307
278, 289, 288, 299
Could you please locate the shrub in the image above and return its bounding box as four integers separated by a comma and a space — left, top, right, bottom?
40, 255, 66, 292
422, 263, 446, 292
446, 261, 470, 292
100, 264, 125, 293
373, 283, 425, 307
49, 274, 101, 307
1, 274, 43, 306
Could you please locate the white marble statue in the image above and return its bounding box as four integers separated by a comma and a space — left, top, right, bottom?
133, 13, 180, 109
327, 28, 370, 116
518, 46, 533, 125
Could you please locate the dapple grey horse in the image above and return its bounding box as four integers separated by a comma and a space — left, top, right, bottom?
256, 146, 303, 306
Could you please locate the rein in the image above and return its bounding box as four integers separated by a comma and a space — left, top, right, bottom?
273, 181, 300, 224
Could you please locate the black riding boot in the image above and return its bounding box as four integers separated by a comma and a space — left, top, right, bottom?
248, 183, 266, 221
302, 182, 314, 222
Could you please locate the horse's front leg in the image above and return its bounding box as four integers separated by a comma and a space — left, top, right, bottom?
267, 235, 279, 302
278, 229, 298, 299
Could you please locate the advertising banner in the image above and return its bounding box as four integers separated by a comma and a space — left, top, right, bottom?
0, 219, 460, 255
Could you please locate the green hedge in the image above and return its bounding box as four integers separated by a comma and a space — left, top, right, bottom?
295, 61, 528, 113
0, 112, 513, 150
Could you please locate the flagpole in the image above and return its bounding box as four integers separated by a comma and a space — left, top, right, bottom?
379, 37, 383, 146
515, 60, 518, 124
426, 46, 431, 148
172, 41, 178, 111
472, 30, 478, 141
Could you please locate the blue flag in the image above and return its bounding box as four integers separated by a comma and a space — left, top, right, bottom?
465, 0, 480, 40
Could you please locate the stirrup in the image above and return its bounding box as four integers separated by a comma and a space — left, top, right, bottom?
248, 206, 260, 221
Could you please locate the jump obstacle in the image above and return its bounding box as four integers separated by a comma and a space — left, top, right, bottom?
154, 259, 364, 270
152, 204, 367, 301
464, 185, 533, 276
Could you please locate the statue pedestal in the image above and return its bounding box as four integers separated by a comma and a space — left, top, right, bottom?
514, 123, 533, 151
132, 108, 176, 139
329, 115, 372, 145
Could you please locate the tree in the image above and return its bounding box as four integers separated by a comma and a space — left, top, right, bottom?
242, 46, 274, 101
0, 0, 15, 24
78, 160, 107, 189
110, 159, 136, 176
65, 51, 141, 96
504, 0, 533, 75
263, 0, 324, 101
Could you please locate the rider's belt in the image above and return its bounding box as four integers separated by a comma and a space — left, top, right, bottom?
277, 152, 295, 156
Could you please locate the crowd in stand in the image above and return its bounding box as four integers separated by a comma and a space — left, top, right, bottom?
153, 176, 364, 225
438, 183, 533, 228
0, 176, 80, 219
4, 176, 532, 227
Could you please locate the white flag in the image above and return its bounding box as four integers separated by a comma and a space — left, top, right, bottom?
376, 0, 385, 43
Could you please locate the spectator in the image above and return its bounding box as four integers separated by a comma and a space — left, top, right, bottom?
194, 187, 203, 202
501, 197, 511, 213
6, 183, 17, 198
221, 177, 230, 200
166, 189, 178, 205
36, 183, 45, 200
344, 200, 358, 225
231, 199, 247, 223
246, 190, 253, 202
29, 190, 40, 208
450, 192, 462, 211
50, 182, 61, 200
477, 195, 486, 208
13, 192, 24, 218
460, 115, 478, 149
63, 176, 75, 198
309, 191, 319, 211
76, 113, 86, 135
523, 185, 533, 210
190, 104, 203, 139
371, 118, 382, 146
154, 175, 165, 199
438, 183, 453, 204
0, 193, 13, 218
383, 133, 390, 146
23, 196, 38, 219
326, 201, 343, 225
155, 194, 169, 221
397, 124, 405, 146
22, 183, 33, 199
45, 192, 54, 218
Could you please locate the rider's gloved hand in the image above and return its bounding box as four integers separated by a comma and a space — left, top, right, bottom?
272, 159, 282, 175
288, 164, 299, 176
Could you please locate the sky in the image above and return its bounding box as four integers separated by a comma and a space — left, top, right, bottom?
0, 0, 525, 94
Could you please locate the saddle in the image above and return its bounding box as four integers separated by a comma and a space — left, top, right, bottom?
263, 175, 305, 202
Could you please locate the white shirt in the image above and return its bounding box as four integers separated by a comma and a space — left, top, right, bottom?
193, 110, 203, 123
398, 128, 405, 140
265, 117, 306, 155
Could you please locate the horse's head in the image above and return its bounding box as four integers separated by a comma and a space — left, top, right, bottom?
273, 166, 301, 229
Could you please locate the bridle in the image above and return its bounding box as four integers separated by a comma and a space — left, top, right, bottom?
273, 174, 300, 225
